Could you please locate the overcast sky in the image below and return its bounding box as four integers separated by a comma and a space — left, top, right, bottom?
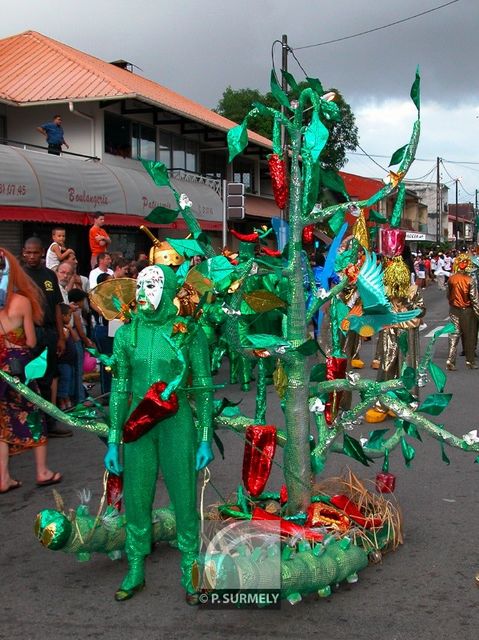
3, 0, 479, 201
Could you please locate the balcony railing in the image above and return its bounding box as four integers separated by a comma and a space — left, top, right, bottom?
0, 137, 99, 161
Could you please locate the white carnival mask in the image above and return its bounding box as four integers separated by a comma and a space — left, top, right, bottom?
136, 266, 165, 310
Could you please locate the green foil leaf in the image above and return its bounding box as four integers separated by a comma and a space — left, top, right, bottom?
310, 363, 326, 382
418, 393, 452, 416
400, 436, 415, 467
366, 428, 389, 449
296, 339, 319, 356
303, 110, 329, 163
270, 69, 291, 110
401, 366, 416, 390
328, 210, 346, 235
368, 209, 387, 223
24, 348, 48, 385
427, 360, 447, 393
306, 76, 324, 96
389, 145, 408, 167
281, 69, 299, 92
398, 331, 409, 356
166, 238, 205, 258
410, 66, 421, 114
227, 121, 249, 163
142, 160, 172, 187
145, 206, 179, 224
343, 433, 374, 466
440, 442, 450, 465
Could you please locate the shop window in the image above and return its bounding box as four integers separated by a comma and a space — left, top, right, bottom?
104, 112, 131, 158
132, 122, 156, 161
159, 132, 171, 168
233, 159, 255, 193
158, 131, 198, 172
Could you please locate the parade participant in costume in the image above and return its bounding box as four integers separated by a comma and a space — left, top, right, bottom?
103, 264, 214, 603
0, 248, 62, 492
365, 233, 425, 423
446, 253, 479, 371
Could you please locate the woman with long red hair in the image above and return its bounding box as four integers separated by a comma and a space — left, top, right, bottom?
0, 247, 62, 493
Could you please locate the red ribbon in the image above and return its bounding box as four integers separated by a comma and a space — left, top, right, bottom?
123, 381, 179, 443
262, 247, 282, 257
268, 154, 289, 210
324, 356, 348, 425
330, 494, 383, 529
242, 425, 277, 497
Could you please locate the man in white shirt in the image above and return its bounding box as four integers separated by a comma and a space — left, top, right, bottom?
89, 252, 113, 289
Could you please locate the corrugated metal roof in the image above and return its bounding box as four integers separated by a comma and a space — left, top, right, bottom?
0, 30, 272, 149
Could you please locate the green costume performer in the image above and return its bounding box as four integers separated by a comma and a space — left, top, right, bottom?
104, 264, 214, 603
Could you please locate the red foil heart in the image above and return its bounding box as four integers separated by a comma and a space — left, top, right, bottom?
123, 381, 179, 443
242, 425, 277, 497
375, 472, 396, 493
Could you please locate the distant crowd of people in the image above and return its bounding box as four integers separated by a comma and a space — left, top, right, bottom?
0, 213, 150, 493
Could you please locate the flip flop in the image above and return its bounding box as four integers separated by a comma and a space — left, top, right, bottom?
0, 480, 22, 494
36, 472, 62, 487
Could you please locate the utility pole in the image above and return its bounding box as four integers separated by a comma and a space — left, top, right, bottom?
436, 157, 441, 244
455, 178, 459, 250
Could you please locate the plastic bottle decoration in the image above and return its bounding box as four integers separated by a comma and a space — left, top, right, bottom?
268, 153, 289, 210
242, 425, 277, 497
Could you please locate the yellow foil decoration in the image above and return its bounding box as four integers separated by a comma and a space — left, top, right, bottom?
352, 209, 370, 251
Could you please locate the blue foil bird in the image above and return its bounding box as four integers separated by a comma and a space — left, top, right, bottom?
346, 252, 421, 336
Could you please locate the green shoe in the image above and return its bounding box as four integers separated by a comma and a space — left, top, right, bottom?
114, 581, 145, 602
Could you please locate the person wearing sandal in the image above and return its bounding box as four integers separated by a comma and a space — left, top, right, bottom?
0, 248, 62, 493
446, 253, 479, 371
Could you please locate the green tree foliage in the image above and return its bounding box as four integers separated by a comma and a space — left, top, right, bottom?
215, 84, 359, 171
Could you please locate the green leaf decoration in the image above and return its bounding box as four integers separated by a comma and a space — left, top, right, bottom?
397, 419, 422, 442
401, 366, 416, 390
328, 209, 346, 235
194, 231, 211, 246
475, 456, 479, 464
365, 428, 389, 449
319, 168, 350, 200
242, 290, 286, 313
440, 442, 450, 465
382, 448, 390, 472
196, 255, 236, 287
24, 348, 48, 385
401, 436, 415, 467
389, 144, 408, 167
398, 330, 409, 356
167, 238, 205, 258
388, 388, 415, 403
390, 183, 405, 228
145, 206, 179, 224
334, 247, 354, 272
281, 69, 299, 92
306, 76, 324, 96
410, 65, 420, 114
175, 260, 191, 286
227, 121, 249, 163
141, 160, 172, 187
303, 110, 329, 163
26, 411, 43, 442
434, 322, 455, 337
296, 339, 319, 356
368, 209, 387, 223
245, 334, 291, 351
427, 360, 447, 393
418, 393, 452, 416
252, 101, 272, 117
343, 433, 374, 467
270, 69, 291, 110
310, 363, 327, 382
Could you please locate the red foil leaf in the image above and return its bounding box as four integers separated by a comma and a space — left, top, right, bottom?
252, 506, 323, 542
324, 356, 348, 425
106, 473, 123, 511
242, 425, 277, 497
268, 154, 289, 210
230, 229, 259, 243
279, 484, 288, 505
123, 381, 179, 443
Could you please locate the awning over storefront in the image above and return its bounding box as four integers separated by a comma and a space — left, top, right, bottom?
0, 145, 223, 228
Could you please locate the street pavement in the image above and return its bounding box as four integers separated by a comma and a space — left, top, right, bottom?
1, 282, 479, 640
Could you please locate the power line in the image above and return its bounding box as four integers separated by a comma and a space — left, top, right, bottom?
293, 0, 460, 51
